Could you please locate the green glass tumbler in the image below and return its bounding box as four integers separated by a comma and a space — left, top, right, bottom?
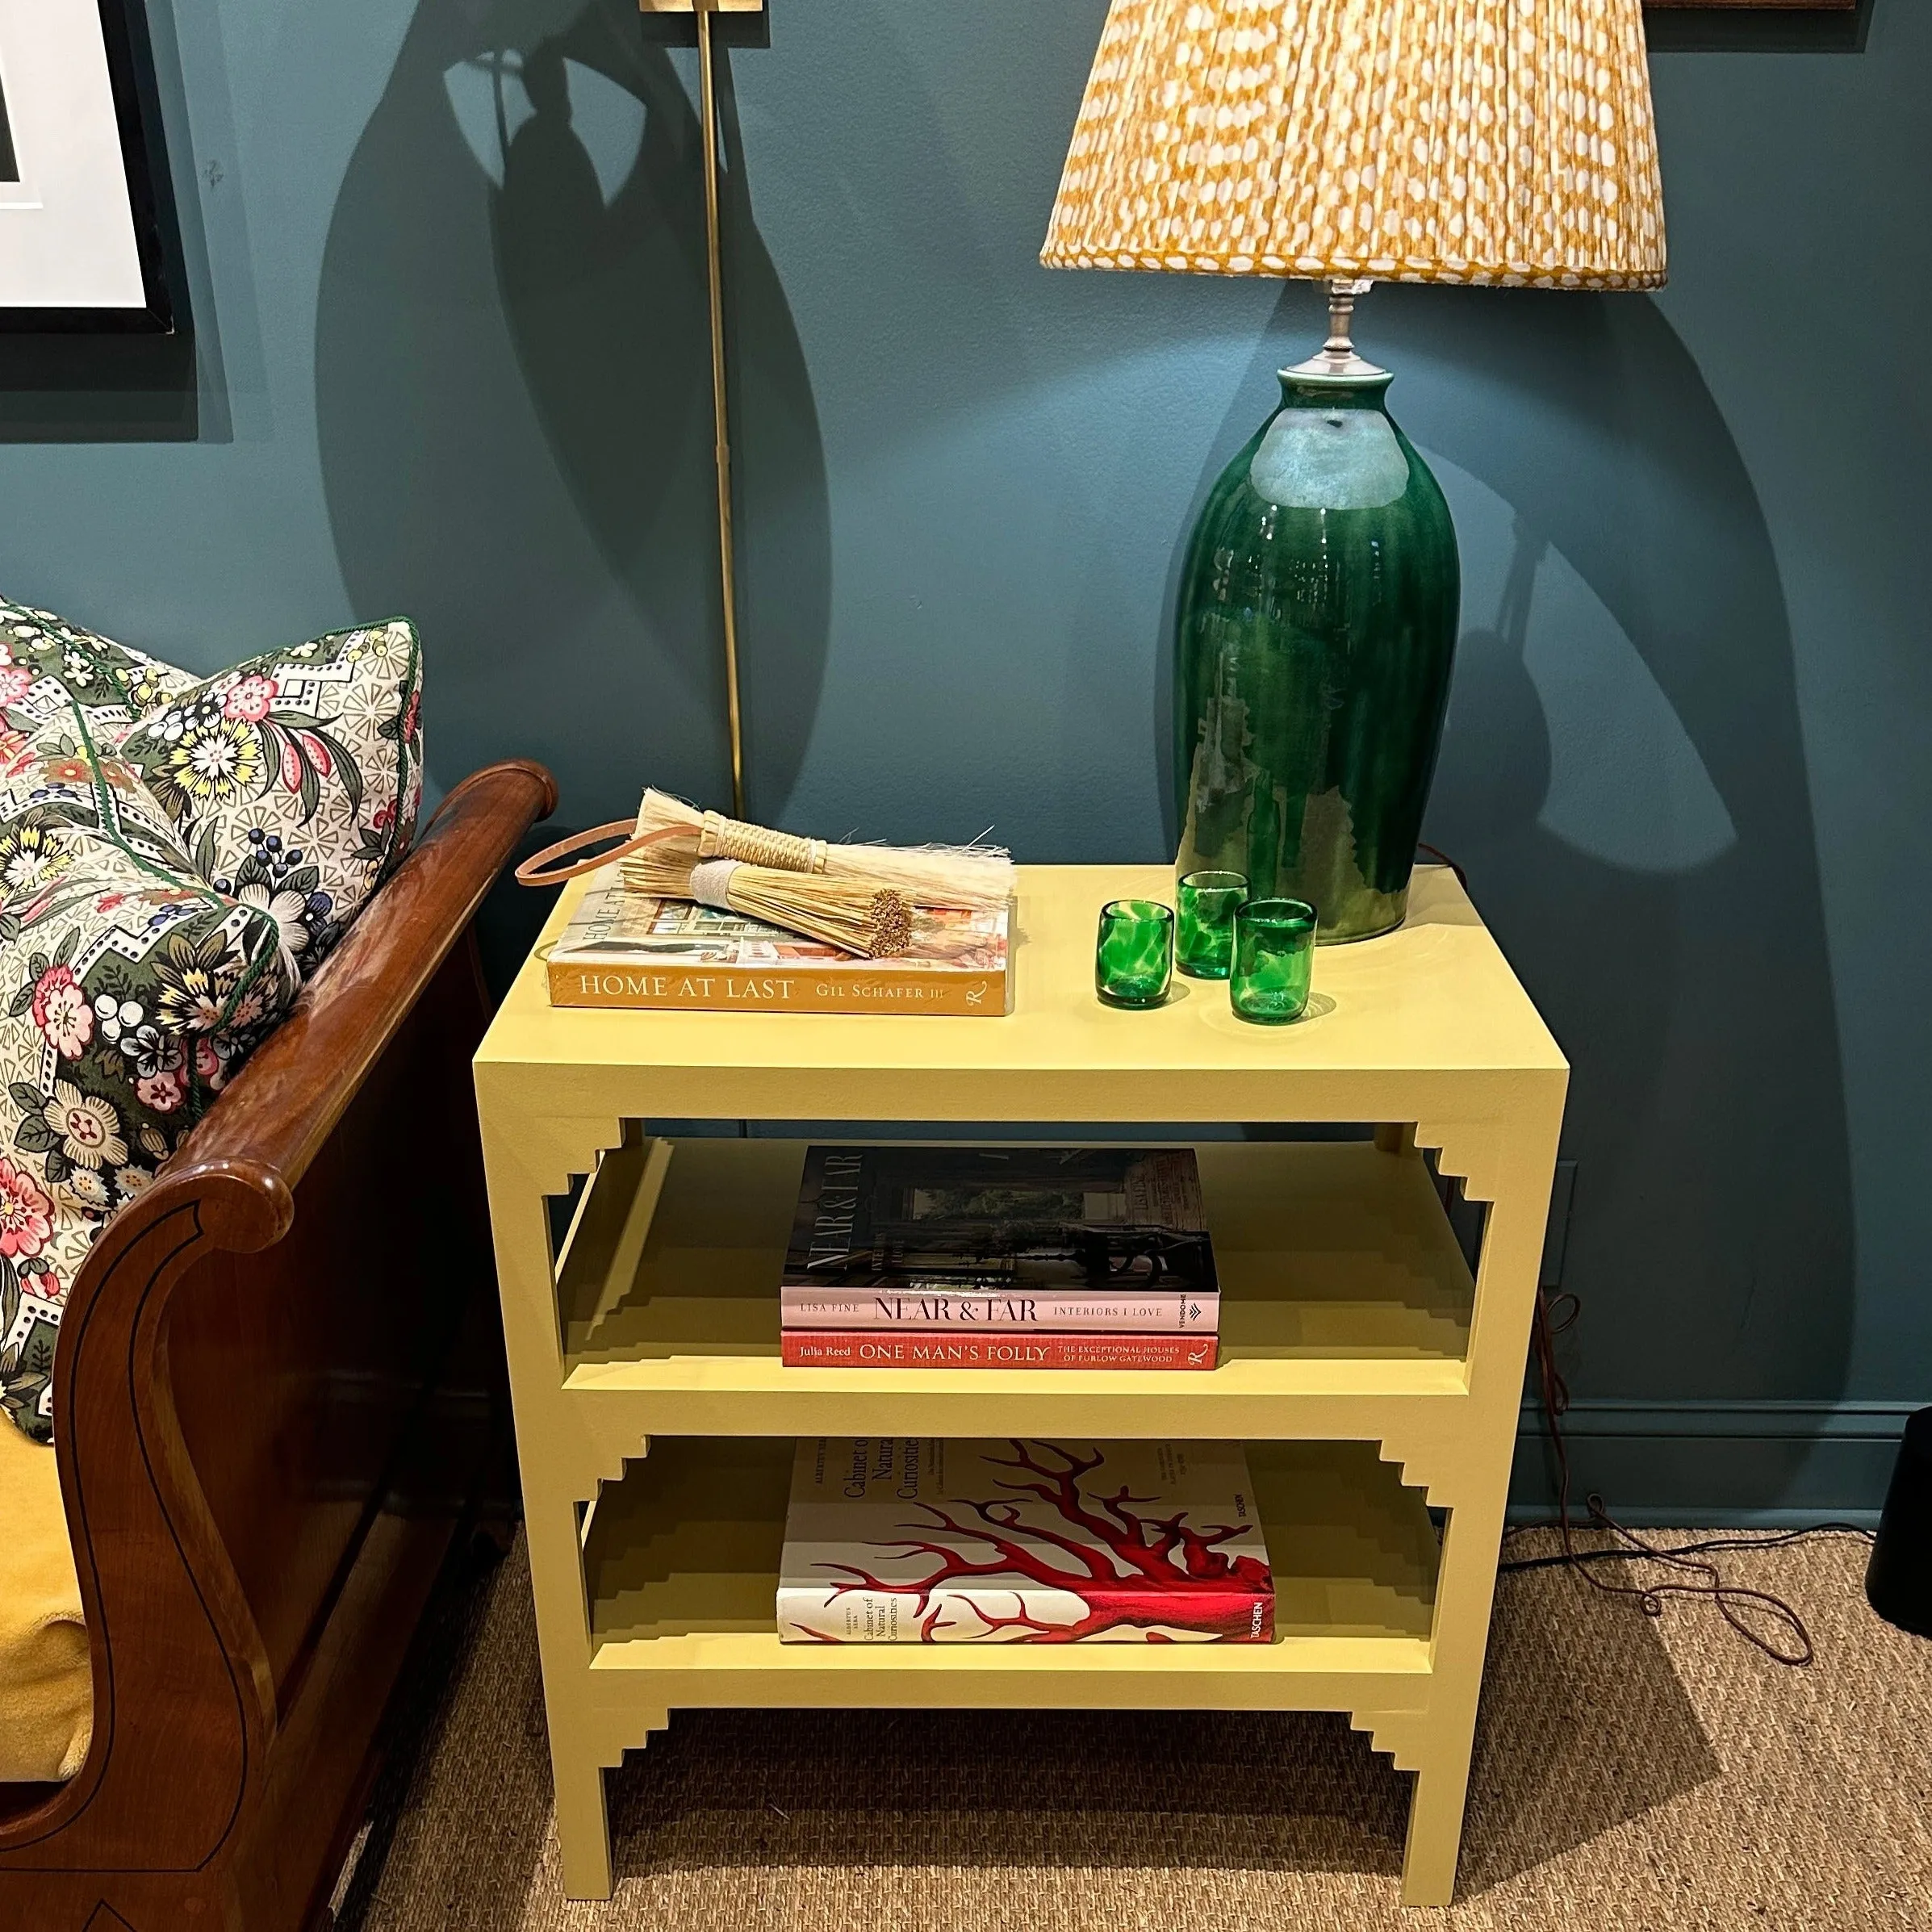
1095, 899, 1174, 1008
1231, 897, 1317, 1023
1177, 870, 1248, 980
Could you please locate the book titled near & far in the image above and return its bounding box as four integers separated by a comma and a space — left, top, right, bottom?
780, 1286, 1219, 1332
777, 1438, 1273, 1642
780, 1144, 1219, 1365
545, 866, 1010, 1015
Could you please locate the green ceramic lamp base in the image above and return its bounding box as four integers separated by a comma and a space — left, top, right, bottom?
1173, 293, 1459, 947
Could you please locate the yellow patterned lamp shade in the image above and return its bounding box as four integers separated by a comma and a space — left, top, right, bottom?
1042, 0, 1666, 291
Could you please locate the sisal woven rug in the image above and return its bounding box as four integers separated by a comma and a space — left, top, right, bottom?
335, 1529, 1932, 1932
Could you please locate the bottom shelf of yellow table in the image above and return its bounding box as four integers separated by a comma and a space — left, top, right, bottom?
475, 863, 1568, 1908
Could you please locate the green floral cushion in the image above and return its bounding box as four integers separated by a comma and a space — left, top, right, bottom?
0, 719, 198, 880
114, 620, 424, 971
0, 821, 299, 1440
0, 594, 199, 746
0, 608, 427, 1442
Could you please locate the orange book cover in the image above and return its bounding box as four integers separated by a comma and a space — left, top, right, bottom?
545, 868, 1011, 1016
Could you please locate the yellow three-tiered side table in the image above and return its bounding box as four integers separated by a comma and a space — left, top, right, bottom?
475, 863, 1566, 1906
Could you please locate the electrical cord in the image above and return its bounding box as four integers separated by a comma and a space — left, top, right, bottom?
1413, 842, 1876, 1666
1503, 1279, 1874, 1666
1414, 841, 1468, 889
1499, 1526, 1876, 1576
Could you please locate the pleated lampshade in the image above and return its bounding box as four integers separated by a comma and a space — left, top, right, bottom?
1042, 0, 1666, 290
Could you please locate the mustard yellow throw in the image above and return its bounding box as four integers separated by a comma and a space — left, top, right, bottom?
0, 1420, 91, 1783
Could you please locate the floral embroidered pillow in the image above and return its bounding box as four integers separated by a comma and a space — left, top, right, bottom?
0, 606, 428, 1440
0, 830, 299, 1441
0, 592, 199, 746
114, 620, 424, 978
0, 717, 198, 890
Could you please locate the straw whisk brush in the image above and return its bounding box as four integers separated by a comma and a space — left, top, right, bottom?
623, 846, 914, 958
631, 789, 1012, 911
512, 789, 1012, 958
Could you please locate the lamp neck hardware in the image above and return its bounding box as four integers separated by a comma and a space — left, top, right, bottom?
1282, 277, 1390, 384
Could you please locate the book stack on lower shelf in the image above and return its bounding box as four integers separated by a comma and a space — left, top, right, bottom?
780, 1146, 1222, 1370
776, 1437, 1273, 1642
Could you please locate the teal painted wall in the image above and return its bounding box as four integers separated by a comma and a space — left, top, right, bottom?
1, 2, 1924, 1515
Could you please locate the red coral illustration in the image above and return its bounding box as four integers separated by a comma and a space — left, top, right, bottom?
814, 1440, 1270, 1641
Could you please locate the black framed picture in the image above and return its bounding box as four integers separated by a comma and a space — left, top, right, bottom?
0, 0, 178, 332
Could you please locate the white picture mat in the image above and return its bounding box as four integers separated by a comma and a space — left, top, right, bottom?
0, 0, 146, 309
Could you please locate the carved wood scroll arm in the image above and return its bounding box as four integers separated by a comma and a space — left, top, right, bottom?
0, 760, 554, 1870
166, 758, 557, 1251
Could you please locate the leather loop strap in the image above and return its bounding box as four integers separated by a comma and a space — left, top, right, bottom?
514, 821, 682, 888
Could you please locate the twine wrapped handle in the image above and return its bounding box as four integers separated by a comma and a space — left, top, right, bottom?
697, 812, 827, 874
688, 857, 741, 910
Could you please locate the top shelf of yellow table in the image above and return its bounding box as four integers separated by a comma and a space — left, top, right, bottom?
478, 866, 1566, 1124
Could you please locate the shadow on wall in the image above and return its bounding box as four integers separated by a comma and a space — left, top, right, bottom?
0, 332, 198, 443
1181, 285, 1854, 1509
1412, 286, 1851, 1499
315, 0, 829, 822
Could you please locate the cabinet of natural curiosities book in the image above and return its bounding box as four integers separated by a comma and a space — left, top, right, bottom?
474, 862, 1566, 1909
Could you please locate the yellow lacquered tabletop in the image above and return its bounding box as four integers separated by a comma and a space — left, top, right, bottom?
476, 863, 1565, 1122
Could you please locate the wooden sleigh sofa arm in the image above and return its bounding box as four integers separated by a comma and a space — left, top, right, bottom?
0, 758, 556, 1932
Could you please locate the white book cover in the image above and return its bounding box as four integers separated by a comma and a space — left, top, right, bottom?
776, 1438, 1273, 1643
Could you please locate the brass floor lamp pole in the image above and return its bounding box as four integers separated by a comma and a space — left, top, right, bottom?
693, 0, 745, 817
646, 0, 758, 815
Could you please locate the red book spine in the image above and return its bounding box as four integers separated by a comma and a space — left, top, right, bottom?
780, 1332, 1218, 1370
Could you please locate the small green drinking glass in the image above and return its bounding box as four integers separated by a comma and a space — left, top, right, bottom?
1231, 897, 1317, 1023
1177, 869, 1248, 980
1094, 898, 1174, 1008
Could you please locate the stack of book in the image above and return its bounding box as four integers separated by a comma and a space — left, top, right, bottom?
777, 1436, 1273, 1642
544, 866, 1010, 1015
780, 1145, 1221, 1370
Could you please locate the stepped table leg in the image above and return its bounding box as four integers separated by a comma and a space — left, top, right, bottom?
554, 1749, 615, 1901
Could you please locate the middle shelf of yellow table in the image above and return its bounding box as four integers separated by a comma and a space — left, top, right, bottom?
552, 1135, 1477, 1436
